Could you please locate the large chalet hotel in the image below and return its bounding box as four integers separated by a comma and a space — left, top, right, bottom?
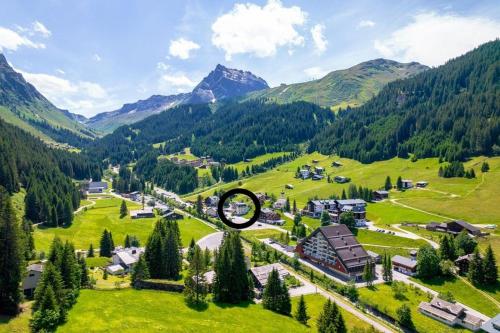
296, 224, 373, 281
304, 199, 367, 224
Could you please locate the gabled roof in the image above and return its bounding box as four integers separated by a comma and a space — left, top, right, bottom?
250, 263, 289, 286
430, 297, 464, 316
392, 255, 417, 269
307, 225, 371, 269
451, 220, 479, 233
27, 263, 44, 272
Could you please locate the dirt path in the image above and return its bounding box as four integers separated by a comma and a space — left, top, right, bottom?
75, 198, 96, 214
392, 224, 439, 249
457, 275, 500, 309
389, 198, 453, 220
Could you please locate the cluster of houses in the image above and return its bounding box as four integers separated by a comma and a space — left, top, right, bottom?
170, 155, 219, 169
303, 199, 368, 226
203, 193, 286, 226
298, 164, 325, 181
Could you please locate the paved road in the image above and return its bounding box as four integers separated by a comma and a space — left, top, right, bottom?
196, 232, 224, 251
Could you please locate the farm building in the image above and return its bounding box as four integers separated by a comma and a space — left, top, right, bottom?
81, 180, 108, 194
373, 190, 389, 200
426, 220, 481, 236
334, 176, 350, 183
401, 179, 413, 189
416, 181, 428, 188
295, 224, 373, 281
304, 199, 366, 223
249, 263, 289, 289
273, 198, 287, 210
111, 247, 145, 273
392, 255, 417, 276
130, 207, 155, 219
231, 202, 249, 216
204, 196, 219, 207
419, 297, 484, 331
481, 314, 500, 333
22, 263, 44, 298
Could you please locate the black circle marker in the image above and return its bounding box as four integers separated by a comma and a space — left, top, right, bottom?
217, 188, 261, 229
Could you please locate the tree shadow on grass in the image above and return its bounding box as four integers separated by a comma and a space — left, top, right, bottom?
213, 300, 254, 309
185, 300, 209, 312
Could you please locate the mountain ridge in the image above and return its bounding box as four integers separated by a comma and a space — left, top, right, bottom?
86, 64, 269, 133
0, 53, 95, 146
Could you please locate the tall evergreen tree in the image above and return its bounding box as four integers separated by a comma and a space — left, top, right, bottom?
119, 200, 128, 218
99, 229, 114, 257
78, 257, 89, 288
317, 299, 346, 333
384, 176, 392, 191
468, 248, 484, 286
363, 259, 374, 286
0, 186, 23, 315
184, 245, 208, 305
295, 295, 310, 325
292, 199, 297, 214
131, 255, 150, 288
396, 176, 403, 190
483, 245, 498, 285
87, 243, 94, 257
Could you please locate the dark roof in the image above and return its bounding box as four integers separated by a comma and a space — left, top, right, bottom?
315, 225, 371, 269
451, 220, 480, 233
88, 181, 107, 189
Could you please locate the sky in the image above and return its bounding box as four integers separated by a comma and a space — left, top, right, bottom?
0, 0, 499, 117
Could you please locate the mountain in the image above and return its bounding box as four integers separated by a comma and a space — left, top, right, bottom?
87, 64, 269, 133
186, 64, 269, 104
245, 59, 428, 110
309, 40, 500, 163
87, 100, 333, 165
85, 93, 188, 133
0, 53, 95, 146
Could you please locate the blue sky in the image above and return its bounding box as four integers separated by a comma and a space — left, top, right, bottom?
0, 0, 499, 117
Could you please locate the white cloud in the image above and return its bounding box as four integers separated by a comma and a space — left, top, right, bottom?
55, 68, 65, 75
358, 20, 375, 28
211, 0, 306, 60
0, 26, 45, 51
374, 12, 500, 66
156, 62, 169, 71
303, 66, 328, 79
311, 24, 327, 54
169, 38, 200, 59
32, 21, 51, 38
17, 69, 116, 116
92, 54, 102, 62
160, 73, 195, 88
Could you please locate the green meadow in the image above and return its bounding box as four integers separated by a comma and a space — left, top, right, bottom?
34, 197, 214, 252
185, 153, 499, 226
56, 289, 372, 333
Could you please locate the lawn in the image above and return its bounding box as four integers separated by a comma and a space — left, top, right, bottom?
34, 197, 214, 251
58, 289, 372, 333
185, 153, 499, 226
358, 283, 469, 333
353, 229, 428, 248
230, 152, 290, 172
410, 276, 500, 317
363, 245, 412, 258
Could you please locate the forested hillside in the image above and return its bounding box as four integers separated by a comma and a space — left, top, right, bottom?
309, 40, 500, 162
0, 53, 95, 146
88, 100, 334, 164
0, 119, 102, 226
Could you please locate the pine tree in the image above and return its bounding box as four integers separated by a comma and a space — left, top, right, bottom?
262, 269, 281, 312
468, 248, 484, 286
295, 295, 310, 325
417, 244, 440, 278
481, 161, 490, 172
99, 229, 114, 257
119, 200, 128, 218
384, 176, 392, 191
483, 245, 498, 285
285, 197, 291, 212
187, 238, 196, 262
196, 195, 203, 216
396, 176, 403, 190
317, 299, 346, 333
454, 230, 477, 255
0, 186, 23, 315
440, 235, 454, 260
131, 255, 150, 288
341, 189, 347, 200
30, 284, 61, 332
87, 243, 94, 257
292, 199, 297, 214
320, 211, 331, 226
79, 257, 89, 288
184, 245, 207, 305
279, 282, 291, 315
124, 234, 131, 248
363, 259, 374, 286
203, 247, 211, 268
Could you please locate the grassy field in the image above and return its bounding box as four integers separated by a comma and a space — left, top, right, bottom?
34, 197, 214, 251
185, 153, 499, 226
230, 152, 289, 172
57, 289, 372, 333
358, 283, 469, 333
410, 276, 500, 317
363, 245, 413, 258
354, 229, 428, 248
